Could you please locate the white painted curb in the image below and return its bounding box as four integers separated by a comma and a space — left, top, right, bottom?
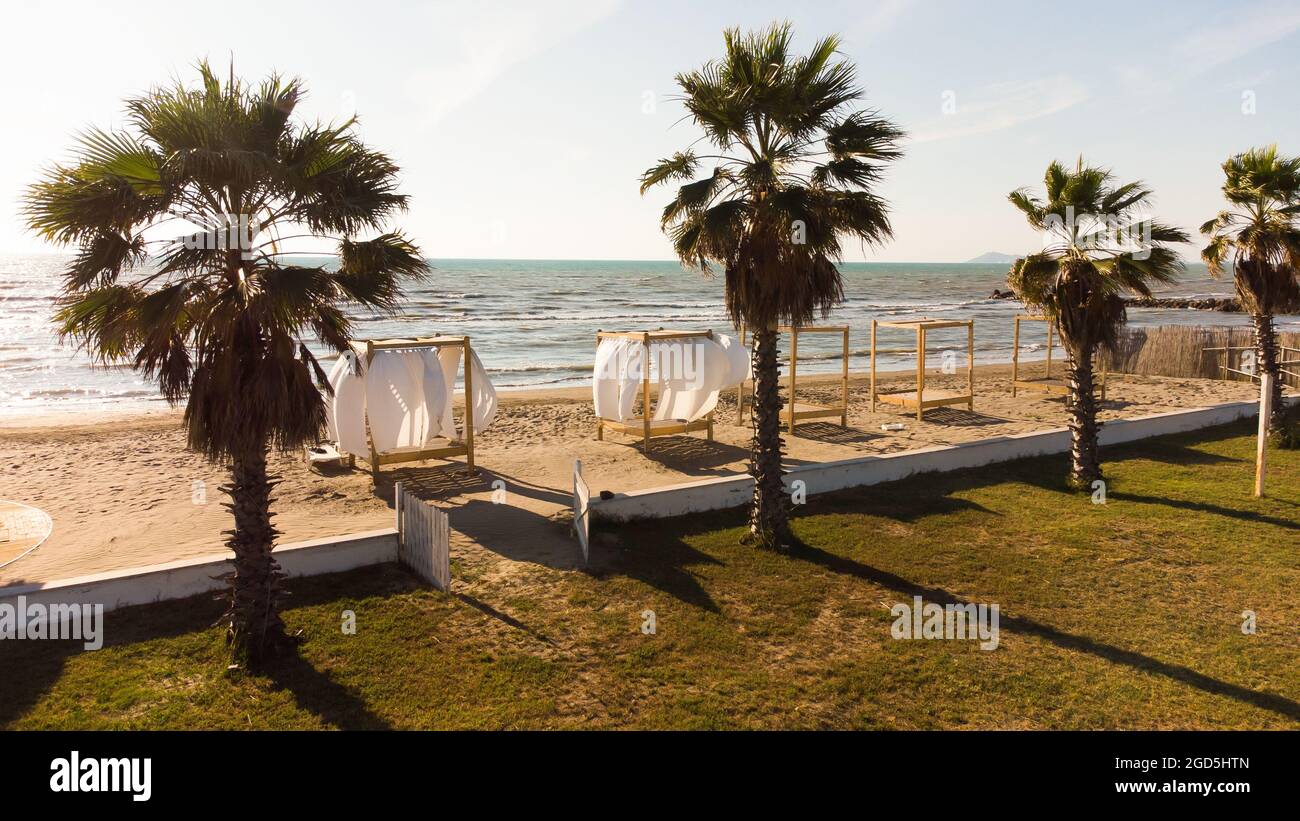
0, 528, 398, 615
589, 399, 1274, 522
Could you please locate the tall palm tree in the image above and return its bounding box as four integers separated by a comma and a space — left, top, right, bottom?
24, 63, 428, 665
1200, 145, 1300, 432
640, 23, 902, 548
1008, 159, 1188, 487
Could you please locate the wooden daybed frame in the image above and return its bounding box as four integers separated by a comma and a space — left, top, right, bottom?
1203, 343, 1300, 387
1011, 315, 1106, 400
344, 335, 477, 479
594, 329, 716, 452
734, 325, 850, 430
871, 318, 975, 421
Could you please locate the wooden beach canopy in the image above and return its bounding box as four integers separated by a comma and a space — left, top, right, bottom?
735, 325, 850, 430
594, 329, 717, 452
1203, 342, 1300, 387
871, 317, 975, 421
1011, 315, 1106, 400
344, 335, 479, 478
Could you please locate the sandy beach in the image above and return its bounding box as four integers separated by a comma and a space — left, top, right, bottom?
0, 362, 1263, 587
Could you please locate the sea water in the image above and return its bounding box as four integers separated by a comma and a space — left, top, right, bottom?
1, 255, 1288, 416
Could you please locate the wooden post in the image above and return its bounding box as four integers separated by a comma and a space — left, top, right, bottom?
1045, 323, 1054, 380
967, 321, 975, 410
462, 337, 476, 474
706, 330, 716, 441
788, 325, 798, 431
1012, 316, 1021, 397
841, 326, 850, 426
735, 324, 748, 426
916, 326, 926, 422
394, 480, 403, 541
1255, 372, 1273, 497
595, 331, 604, 440
870, 319, 878, 413
642, 332, 652, 452
365, 340, 379, 479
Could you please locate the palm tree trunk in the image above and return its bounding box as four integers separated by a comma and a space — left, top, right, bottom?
1251, 311, 1287, 433
1065, 347, 1102, 489
748, 325, 790, 548
223, 444, 288, 665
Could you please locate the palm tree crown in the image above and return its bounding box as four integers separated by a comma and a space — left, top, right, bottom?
1008, 158, 1188, 351
1200, 144, 1300, 316
640, 22, 903, 328
25, 61, 428, 460
1200, 144, 1300, 433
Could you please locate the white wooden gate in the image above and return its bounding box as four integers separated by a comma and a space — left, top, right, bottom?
395, 481, 451, 590
572, 460, 590, 565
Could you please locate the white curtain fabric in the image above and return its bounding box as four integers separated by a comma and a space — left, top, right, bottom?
434, 346, 462, 438
413, 350, 449, 445
328, 345, 496, 455
323, 353, 349, 441
592, 335, 748, 426
466, 348, 498, 434
715, 333, 751, 387
592, 337, 641, 423
328, 350, 370, 456
652, 338, 731, 423
363, 350, 419, 451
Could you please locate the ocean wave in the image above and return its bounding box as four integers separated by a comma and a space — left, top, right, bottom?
18, 386, 160, 399
485, 362, 591, 375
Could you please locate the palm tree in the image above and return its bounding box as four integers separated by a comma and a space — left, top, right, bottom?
1007, 159, 1188, 487
640, 23, 902, 548
24, 63, 428, 665
1200, 145, 1300, 433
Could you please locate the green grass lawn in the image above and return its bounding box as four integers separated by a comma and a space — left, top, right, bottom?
3, 420, 1298, 729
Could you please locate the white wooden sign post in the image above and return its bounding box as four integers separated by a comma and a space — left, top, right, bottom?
1255, 372, 1273, 498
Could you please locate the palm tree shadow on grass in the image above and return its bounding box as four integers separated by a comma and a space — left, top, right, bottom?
0, 567, 407, 729
454, 592, 557, 646
807, 482, 1002, 523
592, 523, 725, 614
893, 422, 1252, 502
1107, 491, 1298, 530
787, 538, 1300, 722
261, 651, 392, 730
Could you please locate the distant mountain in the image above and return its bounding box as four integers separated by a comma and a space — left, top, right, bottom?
965, 251, 1020, 264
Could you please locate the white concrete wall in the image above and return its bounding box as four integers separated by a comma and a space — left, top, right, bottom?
590, 399, 1266, 523
0, 528, 398, 614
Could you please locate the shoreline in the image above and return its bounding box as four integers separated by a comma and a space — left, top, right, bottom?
0, 360, 1047, 430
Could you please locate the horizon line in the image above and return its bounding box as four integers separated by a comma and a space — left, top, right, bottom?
0, 250, 1212, 266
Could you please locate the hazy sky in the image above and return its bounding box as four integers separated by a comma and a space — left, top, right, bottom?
2, 0, 1298, 261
